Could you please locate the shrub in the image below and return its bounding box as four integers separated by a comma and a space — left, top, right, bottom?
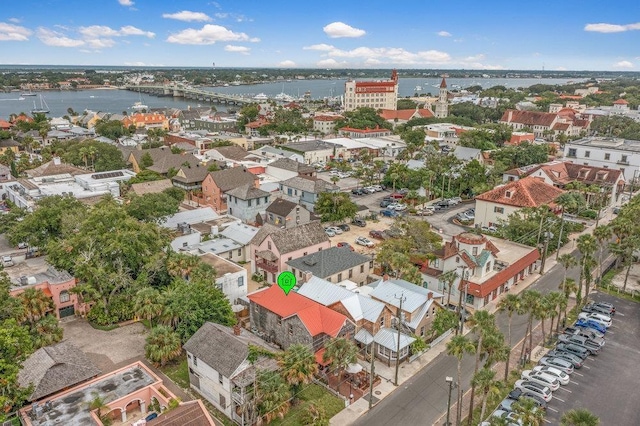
579, 209, 597, 219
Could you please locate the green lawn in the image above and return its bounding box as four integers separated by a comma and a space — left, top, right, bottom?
160, 355, 190, 389
270, 384, 344, 426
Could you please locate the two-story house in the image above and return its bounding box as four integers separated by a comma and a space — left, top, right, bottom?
250, 222, 330, 284
127, 146, 201, 175
198, 253, 247, 305
201, 167, 259, 213
474, 176, 565, 228
248, 284, 355, 353
563, 136, 640, 181
264, 158, 316, 181
225, 184, 271, 224
287, 246, 373, 286
281, 140, 346, 164
279, 176, 339, 212
421, 232, 539, 311
263, 198, 314, 228
183, 322, 278, 426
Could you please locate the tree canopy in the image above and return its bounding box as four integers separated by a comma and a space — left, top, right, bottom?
334, 107, 392, 131
314, 192, 358, 222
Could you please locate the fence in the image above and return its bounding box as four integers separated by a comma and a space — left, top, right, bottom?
409, 328, 453, 363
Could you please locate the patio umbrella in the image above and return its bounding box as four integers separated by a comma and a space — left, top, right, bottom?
345, 363, 363, 374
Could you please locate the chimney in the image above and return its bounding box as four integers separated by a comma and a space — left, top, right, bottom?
383, 274, 389, 282
53, 156, 61, 165
428, 291, 433, 300
303, 271, 313, 283
233, 324, 241, 336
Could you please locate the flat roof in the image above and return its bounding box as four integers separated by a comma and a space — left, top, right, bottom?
199, 253, 244, 275
567, 137, 640, 153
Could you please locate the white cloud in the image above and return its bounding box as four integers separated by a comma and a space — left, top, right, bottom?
437, 31, 452, 37
167, 24, 258, 44
278, 60, 296, 67
613, 60, 634, 69
37, 27, 84, 47
0, 22, 32, 41
224, 45, 250, 54
584, 22, 640, 33
308, 45, 451, 64
124, 61, 146, 66
316, 58, 348, 68
79, 25, 154, 38
8, 18, 21, 24
85, 38, 116, 49
556, 66, 567, 71
118, 0, 134, 6
323, 22, 366, 38
119, 25, 155, 38
303, 43, 335, 51
162, 11, 212, 22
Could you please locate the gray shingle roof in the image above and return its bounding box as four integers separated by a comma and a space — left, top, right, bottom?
287, 247, 370, 279
211, 145, 251, 162
129, 147, 202, 175
251, 222, 329, 254
283, 140, 340, 153
269, 158, 315, 174
226, 183, 270, 200
281, 176, 339, 194
209, 166, 258, 192
183, 322, 248, 378
18, 341, 101, 401
171, 163, 212, 184
265, 197, 300, 216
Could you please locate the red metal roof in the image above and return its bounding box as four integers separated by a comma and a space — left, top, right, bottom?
248, 285, 348, 337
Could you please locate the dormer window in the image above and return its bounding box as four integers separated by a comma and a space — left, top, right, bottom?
505, 190, 512, 199
579, 169, 589, 179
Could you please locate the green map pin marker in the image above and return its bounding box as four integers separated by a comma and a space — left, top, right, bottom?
277, 271, 297, 295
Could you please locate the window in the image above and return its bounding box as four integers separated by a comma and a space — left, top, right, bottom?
238, 276, 244, 287
349, 269, 353, 278
369, 261, 374, 269
456, 256, 460, 263
360, 264, 365, 273
228, 208, 232, 215
288, 257, 292, 261
472, 247, 478, 256
193, 356, 198, 366
486, 262, 491, 272
248, 199, 252, 207
182, 242, 188, 248
265, 196, 269, 203
584, 150, 590, 158
219, 371, 223, 384
567, 148, 577, 158
219, 394, 226, 409
621, 155, 628, 163
256, 197, 260, 205
604, 153, 610, 160
288, 324, 293, 335
267, 241, 271, 250
380, 316, 385, 328
494, 206, 505, 214
59, 291, 70, 303
505, 191, 512, 198
433, 259, 440, 268
420, 326, 425, 337
238, 249, 242, 256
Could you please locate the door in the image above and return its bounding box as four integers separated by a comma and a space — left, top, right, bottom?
59, 305, 75, 318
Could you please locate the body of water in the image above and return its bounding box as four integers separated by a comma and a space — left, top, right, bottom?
0, 77, 582, 119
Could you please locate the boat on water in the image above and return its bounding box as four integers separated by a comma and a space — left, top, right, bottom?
131, 101, 148, 111
253, 93, 268, 101
31, 95, 49, 114
18, 97, 25, 101
21, 90, 36, 97
414, 85, 423, 91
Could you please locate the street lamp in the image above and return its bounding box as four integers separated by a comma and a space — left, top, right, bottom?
445, 376, 454, 426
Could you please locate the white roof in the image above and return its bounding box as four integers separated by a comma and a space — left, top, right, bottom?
355, 328, 374, 345
452, 146, 481, 162
162, 207, 219, 229
369, 278, 443, 313
220, 222, 259, 245
358, 137, 407, 149
321, 137, 368, 150
374, 328, 415, 351
407, 159, 424, 171
184, 238, 242, 255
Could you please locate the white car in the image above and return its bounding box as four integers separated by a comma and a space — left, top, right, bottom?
355, 236, 375, 248
532, 366, 570, 385
388, 203, 407, 211
514, 380, 553, 402
538, 356, 574, 375
327, 226, 343, 235
372, 185, 383, 192
521, 370, 560, 391
329, 170, 340, 176
578, 312, 612, 328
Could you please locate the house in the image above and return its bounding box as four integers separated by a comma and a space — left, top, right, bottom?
279, 176, 339, 212
25, 157, 86, 178
264, 197, 314, 228
452, 146, 483, 164
10, 267, 82, 319
296, 276, 393, 348
128, 147, 202, 175
201, 167, 260, 213
504, 160, 625, 206
225, 183, 271, 224
357, 136, 407, 159
474, 176, 565, 228
248, 284, 355, 351
19, 361, 197, 426
130, 178, 174, 196
171, 162, 220, 196
421, 232, 540, 310
379, 108, 434, 128
0, 163, 11, 181
252, 146, 305, 164
343, 69, 398, 112
499, 109, 591, 140
250, 222, 330, 284
338, 126, 393, 139
199, 253, 247, 304
184, 322, 278, 426
564, 136, 640, 181
18, 341, 101, 401
0, 138, 21, 155
265, 158, 316, 181
287, 247, 373, 286
204, 145, 255, 167
122, 112, 169, 130
280, 140, 345, 164
313, 114, 343, 134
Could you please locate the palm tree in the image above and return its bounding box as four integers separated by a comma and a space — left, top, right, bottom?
440, 270, 459, 308
18, 288, 54, 325
467, 310, 496, 424
278, 344, 318, 396
322, 337, 357, 385
472, 368, 502, 421
88, 392, 110, 421
145, 325, 183, 367
446, 335, 475, 425
576, 234, 597, 304
545, 292, 562, 339
497, 293, 520, 380
133, 287, 163, 327
560, 408, 600, 426
556, 293, 569, 334
166, 253, 201, 280
513, 396, 545, 426
592, 225, 612, 285
558, 253, 578, 289
519, 290, 540, 364
533, 294, 554, 346
256, 369, 291, 423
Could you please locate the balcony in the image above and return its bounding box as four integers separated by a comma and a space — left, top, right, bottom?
617, 159, 630, 165
255, 259, 279, 274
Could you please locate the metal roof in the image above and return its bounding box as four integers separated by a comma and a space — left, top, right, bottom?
355, 328, 374, 345
374, 328, 415, 351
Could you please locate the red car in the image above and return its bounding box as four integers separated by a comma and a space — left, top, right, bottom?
337, 242, 355, 251
390, 192, 406, 199
369, 230, 385, 240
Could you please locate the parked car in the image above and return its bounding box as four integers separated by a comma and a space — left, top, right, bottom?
532, 366, 570, 385
562, 329, 605, 347
593, 301, 616, 314
481, 225, 498, 233
380, 209, 399, 217
575, 318, 607, 334
17, 242, 28, 249
373, 185, 384, 192
390, 192, 406, 199
336, 242, 354, 251
415, 208, 434, 216
324, 228, 336, 237
449, 197, 462, 205
352, 218, 366, 227
2, 255, 14, 267
369, 230, 385, 240
355, 236, 375, 248
456, 212, 472, 222
500, 392, 547, 412
556, 342, 593, 357
538, 356, 574, 374
520, 370, 560, 391
582, 302, 615, 316
337, 224, 350, 232
558, 334, 603, 351
545, 350, 584, 368
514, 380, 553, 402
578, 312, 611, 328
380, 199, 392, 208
435, 200, 450, 208
564, 325, 605, 341
327, 226, 343, 235
490, 410, 523, 425
363, 186, 377, 194
352, 188, 365, 196
384, 228, 404, 238
388, 203, 407, 211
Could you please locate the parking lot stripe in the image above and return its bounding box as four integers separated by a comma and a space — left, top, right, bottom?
543, 419, 552, 424
617, 312, 625, 316
557, 387, 573, 393
570, 380, 580, 385
547, 407, 559, 413
582, 365, 591, 369
573, 372, 584, 377
553, 396, 566, 402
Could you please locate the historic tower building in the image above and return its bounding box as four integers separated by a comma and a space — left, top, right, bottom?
434, 77, 449, 118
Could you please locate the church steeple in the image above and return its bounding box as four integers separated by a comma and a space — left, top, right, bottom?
435, 77, 449, 118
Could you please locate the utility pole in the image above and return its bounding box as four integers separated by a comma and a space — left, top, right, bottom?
456, 266, 468, 335
368, 339, 375, 409
394, 293, 406, 386
540, 232, 551, 274
556, 207, 565, 261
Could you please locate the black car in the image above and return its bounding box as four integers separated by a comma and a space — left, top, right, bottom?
352, 188, 364, 195
352, 218, 366, 227
380, 199, 392, 208
506, 389, 547, 410
337, 224, 350, 232
582, 302, 614, 316
436, 200, 450, 208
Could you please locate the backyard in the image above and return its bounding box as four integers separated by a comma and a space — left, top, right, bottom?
270, 384, 345, 426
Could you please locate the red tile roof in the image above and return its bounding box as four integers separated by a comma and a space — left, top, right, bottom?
500, 110, 557, 127
552, 122, 571, 131
475, 176, 565, 208
0, 119, 11, 129
339, 126, 392, 134
462, 249, 539, 298
379, 108, 434, 121
613, 99, 628, 105
541, 161, 623, 186
248, 285, 349, 337
314, 115, 343, 122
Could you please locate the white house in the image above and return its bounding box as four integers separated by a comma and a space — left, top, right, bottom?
199, 253, 247, 305
564, 136, 640, 181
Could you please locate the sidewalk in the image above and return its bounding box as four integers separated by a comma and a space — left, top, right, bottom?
330, 207, 617, 425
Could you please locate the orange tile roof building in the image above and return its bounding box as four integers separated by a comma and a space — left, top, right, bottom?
379, 108, 434, 128
343, 69, 399, 112
474, 176, 565, 228
499, 109, 591, 140
122, 112, 169, 130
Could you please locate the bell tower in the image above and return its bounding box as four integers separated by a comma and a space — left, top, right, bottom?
435, 77, 449, 118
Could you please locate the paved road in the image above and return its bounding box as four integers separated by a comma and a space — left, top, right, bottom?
353, 248, 609, 426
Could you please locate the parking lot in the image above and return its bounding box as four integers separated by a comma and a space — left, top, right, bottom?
538, 292, 640, 425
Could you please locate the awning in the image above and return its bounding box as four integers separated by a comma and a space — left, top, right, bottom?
355, 328, 374, 345
256, 250, 278, 261
315, 348, 330, 366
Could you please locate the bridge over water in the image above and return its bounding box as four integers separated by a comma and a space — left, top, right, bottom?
125, 85, 260, 105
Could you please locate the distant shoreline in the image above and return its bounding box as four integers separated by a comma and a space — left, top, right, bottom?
4, 86, 121, 93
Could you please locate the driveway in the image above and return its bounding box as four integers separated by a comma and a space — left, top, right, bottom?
61, 318, 148, 373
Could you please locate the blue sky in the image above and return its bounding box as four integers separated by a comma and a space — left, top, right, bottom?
0, 0, 638, 70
